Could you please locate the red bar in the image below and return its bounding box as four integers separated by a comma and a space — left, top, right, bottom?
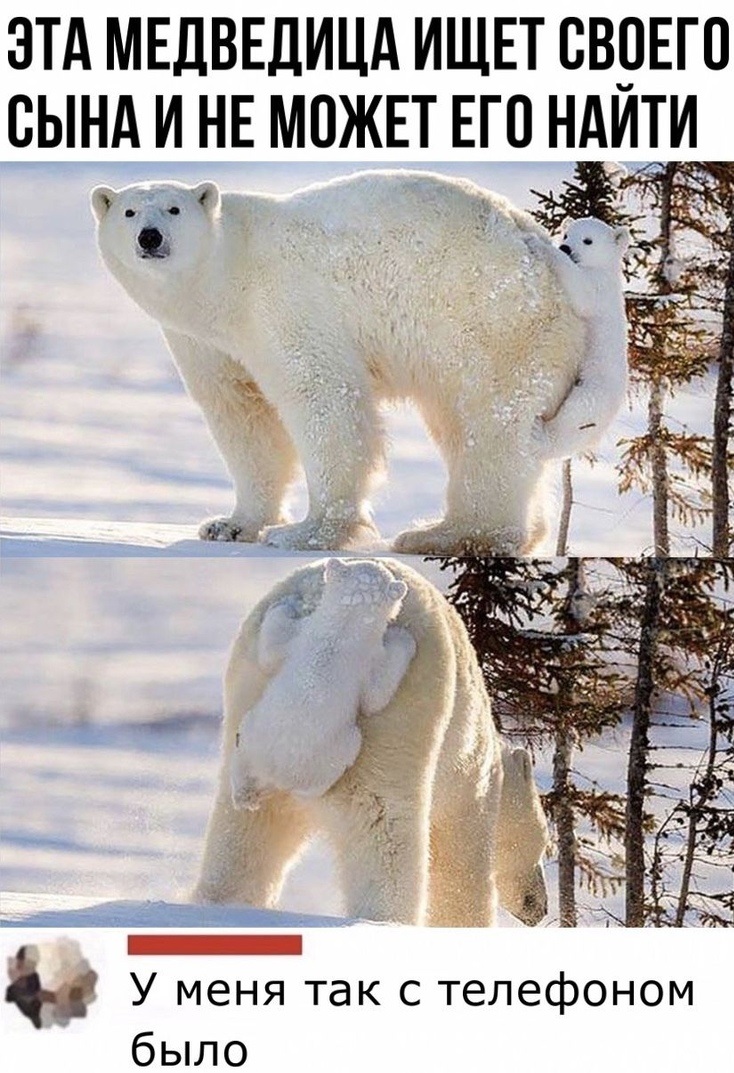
127, 934, 303, 956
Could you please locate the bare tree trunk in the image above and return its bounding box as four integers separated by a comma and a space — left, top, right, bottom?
552, 557, 589, 927
674, 641, 724, 926
649, 378, 670, 556
712, 198, 734, 557
553, 722, 577, 926
625, 559, 667, 927
648, 164, 677, 557
556, 460, 573, 556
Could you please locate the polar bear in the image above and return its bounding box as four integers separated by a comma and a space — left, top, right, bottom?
527, 217, 629, 461
230, 557, 416, 808
195, 558, 549, 927
91, 170, 586, 555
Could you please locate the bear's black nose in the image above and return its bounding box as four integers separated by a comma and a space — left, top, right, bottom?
559, 244, 572, 256
138, 227, 163, 251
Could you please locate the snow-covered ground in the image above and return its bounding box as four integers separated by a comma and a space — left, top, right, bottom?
0, 557, 426, 926
0, 161, 717, 556
0, 557, 721, 928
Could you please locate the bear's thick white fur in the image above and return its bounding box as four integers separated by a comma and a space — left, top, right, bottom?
91, 170, 586, 555
195, 558, 549, 927
229, 558, 415, 808
527, 217, 629, 461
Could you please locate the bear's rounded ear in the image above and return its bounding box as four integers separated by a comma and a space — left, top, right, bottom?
90, 185, 117, 222
194, 181, 221, 216
614, 225, 631, 252
387, 579, 408, 602
560, 216, 573, 235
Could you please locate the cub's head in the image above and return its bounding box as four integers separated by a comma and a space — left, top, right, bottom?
559, 217, 629, 271
322, 558, 408, 616
90, 180, 221, 273
495, 746, 550, 927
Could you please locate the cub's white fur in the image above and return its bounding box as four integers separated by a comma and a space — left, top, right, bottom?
196, 558, 549, 927
528, 217, 629, 460
91, 171, 587, 555
230, 558, 415, 807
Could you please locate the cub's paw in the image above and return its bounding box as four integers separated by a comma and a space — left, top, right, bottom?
530, 417, 553, 459
198, 516, 259, 543
524, 233, 550, 257
230, 777, 265, 812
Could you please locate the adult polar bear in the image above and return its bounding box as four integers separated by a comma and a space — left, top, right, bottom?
91, 170, 584, 555
195, 558, 549, 927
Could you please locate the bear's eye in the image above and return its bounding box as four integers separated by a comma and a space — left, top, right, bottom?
125, 209, 136, 218
583, 238, 593, 245
168, 206, 180, 215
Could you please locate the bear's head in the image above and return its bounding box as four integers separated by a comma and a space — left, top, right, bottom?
559, 217, 629, 272
494, 746, 550, 926
322, 558, 408, 619
90, 180, 221, 274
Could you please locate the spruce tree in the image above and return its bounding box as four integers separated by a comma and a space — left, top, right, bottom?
432, 555, 733, 927
620, 163, 729, 554
700, 163, 734, 558
607, 557, 734, 925
432, 556, 626, 924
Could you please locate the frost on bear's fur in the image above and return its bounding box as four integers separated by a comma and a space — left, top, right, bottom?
526, 217, 629, 461
195, 558, 550, 927
91, 170, 586, 555
229, 558, 415, 808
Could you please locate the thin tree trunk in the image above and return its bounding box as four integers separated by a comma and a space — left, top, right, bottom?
553, 722, 576, 926
552, 557, 587, 927
674, 643, 723, 926
712, 197, 734, 557
556, 459, 573, 556
649, 164, 677, 556
649, 378, 670, 555
625, 559, 667, 927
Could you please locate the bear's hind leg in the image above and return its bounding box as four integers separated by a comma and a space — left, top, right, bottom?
394, 401, 543, 555
194, 782, 311, 907
427, 789, 497, 927
316, 772, 430, 925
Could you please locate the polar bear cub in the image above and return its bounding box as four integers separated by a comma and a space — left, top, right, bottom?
230, 558, 416, 809
531, 217, 629, 460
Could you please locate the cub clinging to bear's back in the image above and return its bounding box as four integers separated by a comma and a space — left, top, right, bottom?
229, 557, 416, 809
528, 216, 629, 461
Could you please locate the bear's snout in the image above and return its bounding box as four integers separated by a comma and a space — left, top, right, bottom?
137, 227, 165, 255
559, 244, 572, 256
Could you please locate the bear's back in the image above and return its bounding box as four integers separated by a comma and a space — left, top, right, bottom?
222, 169, 542, 249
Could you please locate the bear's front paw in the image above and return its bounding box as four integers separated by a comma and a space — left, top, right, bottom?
260, 516, 379, 552
199, 516, 260, 543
